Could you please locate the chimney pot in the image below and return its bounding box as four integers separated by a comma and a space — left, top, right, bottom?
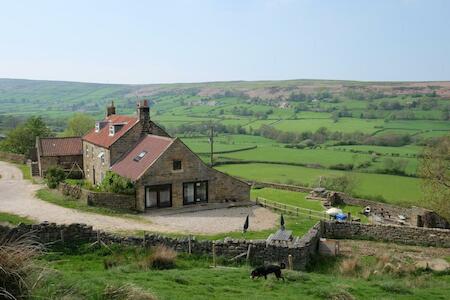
106, 101, 116, 117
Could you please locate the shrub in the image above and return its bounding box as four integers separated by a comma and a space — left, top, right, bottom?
100, 171, 135, 195
45, 166, 66, 189
329, 163, 354, 171
317, 174, 357, 195
0, 231, 44, 299
142, 245, 177, 270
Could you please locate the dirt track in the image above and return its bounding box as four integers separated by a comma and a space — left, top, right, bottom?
0, 161, 276, 235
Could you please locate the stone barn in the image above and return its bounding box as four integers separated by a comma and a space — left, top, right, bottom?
36, 136, 83, 177
82, 100, 250, 211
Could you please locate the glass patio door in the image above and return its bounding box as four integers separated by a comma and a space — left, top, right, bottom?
145, 185, 172, 209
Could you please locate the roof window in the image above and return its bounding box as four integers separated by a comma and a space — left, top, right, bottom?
133, 150, 148, 162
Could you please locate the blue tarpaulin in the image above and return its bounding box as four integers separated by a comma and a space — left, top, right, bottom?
335, 213, 348, 221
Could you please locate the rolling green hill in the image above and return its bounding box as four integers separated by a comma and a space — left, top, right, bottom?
1, 78, 449, 205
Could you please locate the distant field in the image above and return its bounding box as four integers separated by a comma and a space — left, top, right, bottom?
329, 145, 422, 156
218, 145, 418, 175
216, 163, 423, 207
270, 118, 385, 134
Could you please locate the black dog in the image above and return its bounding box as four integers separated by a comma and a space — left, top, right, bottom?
251, 263, 285, 280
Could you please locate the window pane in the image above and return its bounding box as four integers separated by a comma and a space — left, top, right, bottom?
196, 181, 207, 202
159, 188, 171, 207
184, 183, 194, 204
146, 189, 157, 208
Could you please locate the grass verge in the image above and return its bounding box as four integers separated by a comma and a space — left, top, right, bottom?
0, 212, 35, 225
35, 188, 147, 222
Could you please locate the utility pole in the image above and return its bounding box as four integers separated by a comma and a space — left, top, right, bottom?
209, 123, 214, 166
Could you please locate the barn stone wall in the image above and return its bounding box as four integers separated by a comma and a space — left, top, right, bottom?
38, 154, 83, 177
136, 139, 250, 211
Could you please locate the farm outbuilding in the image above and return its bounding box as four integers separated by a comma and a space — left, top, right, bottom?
36, 136, 83, 177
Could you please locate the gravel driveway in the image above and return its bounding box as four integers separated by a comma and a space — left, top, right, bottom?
0, 161, 276, 235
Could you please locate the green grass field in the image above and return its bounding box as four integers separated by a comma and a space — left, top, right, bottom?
31, 243, 450, 300
216, 163, 423, 207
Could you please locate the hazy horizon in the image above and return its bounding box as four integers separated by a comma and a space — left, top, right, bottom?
1, 0, 449, 84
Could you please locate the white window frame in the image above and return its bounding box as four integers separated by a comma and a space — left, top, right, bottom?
109, 125, 115, 136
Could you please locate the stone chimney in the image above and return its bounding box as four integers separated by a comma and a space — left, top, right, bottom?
106, 101, 116, 117
137, 100, 150, 133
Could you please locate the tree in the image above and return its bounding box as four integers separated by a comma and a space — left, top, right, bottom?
419, 136, 450, 221
1, 116, 53, 155
63, 113, 95, 137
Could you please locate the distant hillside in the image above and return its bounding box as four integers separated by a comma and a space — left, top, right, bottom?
1, 78, 450, 117
0, 78, 449, 134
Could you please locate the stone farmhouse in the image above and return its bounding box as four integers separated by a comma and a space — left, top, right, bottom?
82, 101, 250, 211
35, 136, 83, 177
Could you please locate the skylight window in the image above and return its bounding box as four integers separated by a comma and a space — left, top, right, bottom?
133, 150, 148, 162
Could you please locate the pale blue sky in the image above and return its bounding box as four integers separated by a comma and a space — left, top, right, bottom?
0, 0, 449, 84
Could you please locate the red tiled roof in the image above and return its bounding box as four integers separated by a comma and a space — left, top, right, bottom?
111, 134, 174, 181
39, 137, 82, 157
83, 115, 139, 148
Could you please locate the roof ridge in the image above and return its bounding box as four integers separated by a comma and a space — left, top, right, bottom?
40, 136, 82, 140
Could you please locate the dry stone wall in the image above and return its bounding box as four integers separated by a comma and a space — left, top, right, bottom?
0, 222, 321, 271
322, 221, 450, 248
58, 183, 136, 211
0, 151, 26, 164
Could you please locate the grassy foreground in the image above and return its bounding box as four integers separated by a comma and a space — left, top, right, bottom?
31, 243, 450, 300
0, 211, 35, 225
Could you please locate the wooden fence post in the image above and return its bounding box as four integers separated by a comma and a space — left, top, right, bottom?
142, 230, 146, 247
246, 245, 252, 265
188, 235, 192, 255
288, 254, 293, 270
212, 242, 216, 268
296, 207, 299, 216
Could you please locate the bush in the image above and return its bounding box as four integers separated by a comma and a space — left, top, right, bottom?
316, 174, 357, 195
45, 166, 66, 189
145, 245, 177, 270
100, 172, 135, 195
0, 231, 44, 299
329, 163, 354, 171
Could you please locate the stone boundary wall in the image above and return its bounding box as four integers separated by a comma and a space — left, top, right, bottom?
0, 222, 322, 271
322, 221, 450, 248
87, 192, 136, 210
251, 181, 312, 193
0, 151, 26, 164
58, 183, 136, 211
